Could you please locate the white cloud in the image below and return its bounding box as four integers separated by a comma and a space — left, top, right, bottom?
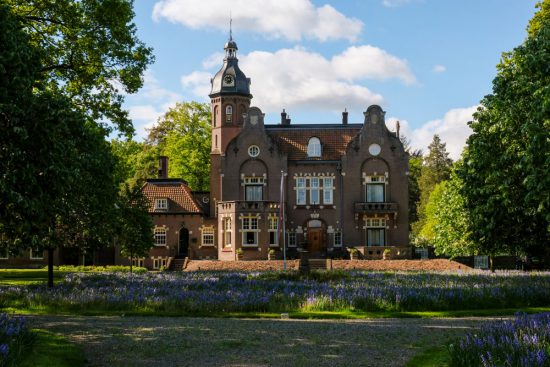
126, 71, 183, 140
432, 64, 446, 73
387, 105, 478, 160
152, 0, 363, 42
182, 45, 417, 112
333, 46, 416, 84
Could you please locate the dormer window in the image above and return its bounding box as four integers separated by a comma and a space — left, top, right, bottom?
307, 137, 321, 157
155, 198, 168, 211
226, 105, 233, 123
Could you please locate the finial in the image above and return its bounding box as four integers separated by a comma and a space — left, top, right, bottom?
229, 12, 233, 41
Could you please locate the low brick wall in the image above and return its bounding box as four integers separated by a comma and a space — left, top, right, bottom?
185, 260, 300, 272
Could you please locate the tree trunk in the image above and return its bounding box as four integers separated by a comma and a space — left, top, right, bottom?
489, 255, 495, 273
47, 248, 54, 288
130, 250, 133, 274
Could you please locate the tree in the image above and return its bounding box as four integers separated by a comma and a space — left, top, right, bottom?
412, 135, 453, 244
148, 102, 211, 191
421, 168, 475, 258
459, 0, 550, 257
400, 135, 423, 233
111, 139, 159, 188
116, 184, 153, 273
8, 0, 154, 136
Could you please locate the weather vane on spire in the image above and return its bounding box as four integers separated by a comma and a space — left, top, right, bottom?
229, 12, 233, 41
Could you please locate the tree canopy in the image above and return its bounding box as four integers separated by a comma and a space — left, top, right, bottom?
459, 0, 550, 256
7, 0, 154, 137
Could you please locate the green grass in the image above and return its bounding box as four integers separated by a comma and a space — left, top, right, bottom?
19, 329, 85, 367
406, 345, 449, 367
0, 269, 69, 286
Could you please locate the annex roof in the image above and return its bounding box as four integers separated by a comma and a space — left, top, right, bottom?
142, 179, 202, 214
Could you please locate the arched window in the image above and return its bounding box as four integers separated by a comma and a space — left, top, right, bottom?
213, 105, 218, 127
307, 137, 321, 157
225, 105, 233, 123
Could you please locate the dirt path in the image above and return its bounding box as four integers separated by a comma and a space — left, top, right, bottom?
28, 315, 500, 367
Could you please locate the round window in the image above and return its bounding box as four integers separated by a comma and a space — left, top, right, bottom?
368, 143, 381, 156
248, 145, 260, 157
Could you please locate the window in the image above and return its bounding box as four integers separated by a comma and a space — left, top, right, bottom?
268, 216, 278, 246
242, 217, 259, 246
307, 137, 321, 157
154, 227, 167, 246
152, 257, 168, 270
415, 248, 429, 259
30, 248, 44, 260
365, 218, 386, 246
474, 256, 489, 269
310, 177, 320, 204
201, 227, 215, 246
244, 177, 264, 201
248, 145, 260, 157
155, 198, 168, 211
226, 105, 233, 122
222, 218, 232, 248
366, 176, 385, 202
296, 177, 306, 205
288, 232, 297, 247
334, 231, 342, 247
131, 258, 145, 267
323, 177, 333, 204
0, 248, 8, 260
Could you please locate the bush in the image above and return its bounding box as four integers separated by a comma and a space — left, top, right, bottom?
51, 265, 147, 274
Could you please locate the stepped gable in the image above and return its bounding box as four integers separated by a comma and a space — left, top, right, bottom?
265, 124, 362, 160
142, 179, 202, 213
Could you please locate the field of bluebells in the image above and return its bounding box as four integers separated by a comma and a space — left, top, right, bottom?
0, 314, 32, 367
1, 270, 550, 314
449, 312, 550, 366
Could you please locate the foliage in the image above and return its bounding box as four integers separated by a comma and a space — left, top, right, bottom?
0, 314, 33, 367
19, 329, 85, 367
400, 135, 423, 230
8, 0, 154, 136
458, 1, 550, 256
421, 169, 475, 257
110, 139, 158, 188
3, 271, 550, 315
449, 312, 550, 366
53, 265, 147, 274
149, 102, 211, 191
116, 183, 154, 265
412, 135, 453, 244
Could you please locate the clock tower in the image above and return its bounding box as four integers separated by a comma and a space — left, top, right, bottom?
208, 32, 252, 215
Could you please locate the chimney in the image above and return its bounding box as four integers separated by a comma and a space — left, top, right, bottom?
158, 156, 168, 179
281, 109, 287, 125
396, 120, 400, 139
342, 108, 348, 125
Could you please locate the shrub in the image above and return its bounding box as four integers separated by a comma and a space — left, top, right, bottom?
52, 265, 147, 274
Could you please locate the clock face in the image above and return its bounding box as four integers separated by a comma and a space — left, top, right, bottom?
223, 74, 235, 87
369, 143, 381, 156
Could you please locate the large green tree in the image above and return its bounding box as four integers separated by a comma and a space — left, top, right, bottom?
111, 139, 158, 188
147, 102, 211, 191
8, 0, 154, 136
459, 1, 550, 256
412, 134, 453, 244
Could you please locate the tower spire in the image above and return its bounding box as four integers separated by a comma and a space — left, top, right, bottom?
229, 13, 233, 41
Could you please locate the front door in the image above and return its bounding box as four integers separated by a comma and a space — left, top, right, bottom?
309, 229, 323, 252
179, 228, 189, 257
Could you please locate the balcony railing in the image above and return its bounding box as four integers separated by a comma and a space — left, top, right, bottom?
218, 200, 281, 212
354, 202, 398, 213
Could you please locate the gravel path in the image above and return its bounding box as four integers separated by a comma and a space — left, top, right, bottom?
28, 315, 500, 367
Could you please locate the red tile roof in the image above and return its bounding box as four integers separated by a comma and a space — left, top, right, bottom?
266, 124, 361, 160
142, 180, 202, 214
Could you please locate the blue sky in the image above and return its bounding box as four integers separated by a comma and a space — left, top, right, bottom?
125, 0, 539, 159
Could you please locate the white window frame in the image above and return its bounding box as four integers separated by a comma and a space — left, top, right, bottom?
244, 177, 264, 201
287, 232, 297, 247
30, 248, 44, 260
242, 216, 259, 247
323, 177, 333, 204
223, 217, 232, 248
226, 105, 233, 122
296, 177, 306, 205
155, 198, 168, 211
310, 177, 320, 205
152, 257, 168, 270
248, 145, 260, 158
154, 227, 167, 246
131, 258, 145, 268
201, 227, 215, 247
334, 231, 342, 247
268, 216, 278, 247
365, 176, 386, 203
307, 137, 321, 157
365, 218, 386, 247
474, 255, 489, 269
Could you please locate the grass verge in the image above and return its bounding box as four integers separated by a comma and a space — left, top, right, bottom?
19, 329, 85, 367
406, 345, 449, 367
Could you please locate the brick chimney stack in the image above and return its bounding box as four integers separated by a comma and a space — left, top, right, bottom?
158, 156, 168, 179
342, 108, 348, 125
281, 109, 291, 125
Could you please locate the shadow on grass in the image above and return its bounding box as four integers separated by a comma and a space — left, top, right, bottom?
406, 345, 449, 367
20, 329, 85, 367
